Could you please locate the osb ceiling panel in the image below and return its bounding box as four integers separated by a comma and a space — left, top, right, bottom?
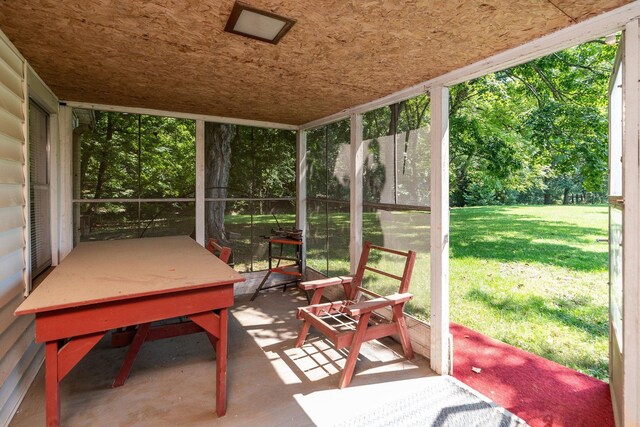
0, 0, 630, 126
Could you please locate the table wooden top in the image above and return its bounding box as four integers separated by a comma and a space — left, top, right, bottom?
16, 236, 244, 315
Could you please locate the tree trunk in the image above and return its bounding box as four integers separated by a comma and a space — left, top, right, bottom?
388, 102, 404, 136
544, 192, 553, 205
86, 112, 114, 215
205, 122, 235, 243
563, 187, 570, 205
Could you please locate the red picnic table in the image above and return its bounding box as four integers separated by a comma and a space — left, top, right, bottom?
15, 236, 244, 427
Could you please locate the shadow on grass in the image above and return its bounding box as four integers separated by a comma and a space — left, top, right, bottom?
466, 288, 608, 338
450, 208, 607, 272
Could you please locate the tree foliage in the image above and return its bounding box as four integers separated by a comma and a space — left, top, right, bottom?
449, 38, 617, 206
80, 112, 196, 201
77, 111, 296, 243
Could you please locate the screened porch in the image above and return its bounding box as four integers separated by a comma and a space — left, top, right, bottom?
1, 1, 640, 426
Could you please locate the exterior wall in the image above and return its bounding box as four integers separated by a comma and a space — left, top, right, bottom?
0, 32, 59, 426
0, 33, 44, 426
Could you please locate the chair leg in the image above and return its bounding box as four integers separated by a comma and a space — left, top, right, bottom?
296, 319, 311, 348
339, 312, 371, 389
392, 305, 414, 360
308, 287, 325, 305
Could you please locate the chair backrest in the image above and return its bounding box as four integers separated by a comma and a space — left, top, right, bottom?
206, 238, 232, 264
349, 241, 416, 301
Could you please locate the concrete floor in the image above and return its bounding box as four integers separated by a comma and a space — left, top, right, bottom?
9, 289, 436, 427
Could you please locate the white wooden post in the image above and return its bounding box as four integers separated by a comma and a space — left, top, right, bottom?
195, 120, 205, 246
58, 106, 74, 261
622, 18, 640, 427
296, 129, 307, 270
350, 113, 363, 274
430, 86, 450, 375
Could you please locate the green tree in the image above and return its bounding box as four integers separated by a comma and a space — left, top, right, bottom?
449, 38, 617, 206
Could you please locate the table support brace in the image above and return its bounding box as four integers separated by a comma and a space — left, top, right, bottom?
46, 331, 106, 427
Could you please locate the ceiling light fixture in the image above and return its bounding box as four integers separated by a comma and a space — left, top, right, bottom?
224, 1, 295, 45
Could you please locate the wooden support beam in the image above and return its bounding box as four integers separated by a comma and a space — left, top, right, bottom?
110, 321, 204, 347
113, 324, 150, 387
58, 332, 105, 381
189, 311, 222, 339
350, 113, 363, 274
296, 130, 307, 270
215, 308, 228, 416
58, 106, 74, 261
63, 101, 298, 131
45, 341, 60, 427
429, 86, 450, 375
195, 120, 205, 246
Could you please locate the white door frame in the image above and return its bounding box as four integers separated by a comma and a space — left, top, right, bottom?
620, 18, 640, 427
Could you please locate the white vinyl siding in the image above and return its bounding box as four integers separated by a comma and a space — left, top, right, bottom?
0, 134, 23, 163
0, 206, 22, 232
0, 33, 43, 427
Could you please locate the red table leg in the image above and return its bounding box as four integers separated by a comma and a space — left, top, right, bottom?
45, 341, 60, 427
189, 309, 228, 417
216, 308, 228, 417
113, 323, 151, 388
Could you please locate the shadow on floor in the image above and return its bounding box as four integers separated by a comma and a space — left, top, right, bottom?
9, 289, 433, 427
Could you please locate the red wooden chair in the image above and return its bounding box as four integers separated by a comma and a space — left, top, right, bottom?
111, 239, 233, 387
296, 241, 416, 388
207, 238, 232, 264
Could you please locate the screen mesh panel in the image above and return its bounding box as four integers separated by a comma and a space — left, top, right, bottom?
29, 100, 51, 277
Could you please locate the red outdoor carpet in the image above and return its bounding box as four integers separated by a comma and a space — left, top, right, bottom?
450, 323, 614, 427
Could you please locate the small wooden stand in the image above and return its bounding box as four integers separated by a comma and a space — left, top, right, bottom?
250, 236, 303, 301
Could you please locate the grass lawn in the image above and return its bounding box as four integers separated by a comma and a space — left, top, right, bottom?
450, 205, 609, 380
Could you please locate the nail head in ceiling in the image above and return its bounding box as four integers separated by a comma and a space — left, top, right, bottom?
224, 1, 296, 45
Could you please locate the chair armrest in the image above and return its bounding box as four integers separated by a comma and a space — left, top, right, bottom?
344, 293, 413, 317
207, 238, 232, 264
299, 276, 353, 291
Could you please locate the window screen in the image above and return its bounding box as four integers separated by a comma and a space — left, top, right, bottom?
29, 100, 51, 277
